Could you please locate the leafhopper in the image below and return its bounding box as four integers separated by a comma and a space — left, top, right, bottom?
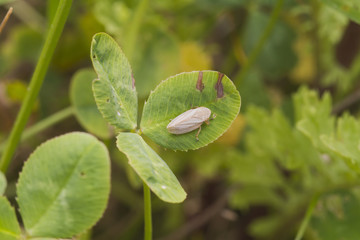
167, 107, 215, 140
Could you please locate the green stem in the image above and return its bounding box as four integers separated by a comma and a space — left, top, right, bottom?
143, 182, 152, 240
124, 0, 149, 61
294, 193, 320, 240
235, 0, 284, 85
0, 107, 74, 154
23, 107, 73, 140
0, 0, 73, 173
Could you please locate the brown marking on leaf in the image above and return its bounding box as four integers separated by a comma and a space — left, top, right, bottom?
215, 72, 224, 98
131, 74, 135, 89
196, 71, 204, 92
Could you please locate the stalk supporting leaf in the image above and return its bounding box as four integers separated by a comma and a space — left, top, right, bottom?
144, 182, 152, 240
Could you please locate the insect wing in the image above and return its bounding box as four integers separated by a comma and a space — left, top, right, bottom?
168, 121, 203, 134
191, 107, 211, 122
167, 107, 211, 134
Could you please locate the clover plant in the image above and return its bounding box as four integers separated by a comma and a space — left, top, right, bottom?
90, 32, 241, 239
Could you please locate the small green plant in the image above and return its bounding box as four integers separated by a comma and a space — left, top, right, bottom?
90, 32, 241, 238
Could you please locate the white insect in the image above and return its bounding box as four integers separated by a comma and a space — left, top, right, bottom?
167, 107, 214, 140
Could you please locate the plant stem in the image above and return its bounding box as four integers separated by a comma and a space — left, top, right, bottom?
23, 107, 73, 140
235, 0, 284, 85
0, 7, 13, 35
0, 107, 74, 154
143, 182, 152, 240
0, 0, 73, 173
124, 0, 149, 61
294, 193, 320, 240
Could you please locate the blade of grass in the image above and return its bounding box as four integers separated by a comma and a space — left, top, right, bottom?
0, 0, 73, 173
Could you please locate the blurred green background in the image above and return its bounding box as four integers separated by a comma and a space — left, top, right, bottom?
1, 0, 360, 239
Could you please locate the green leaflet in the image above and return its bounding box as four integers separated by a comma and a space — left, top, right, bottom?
141, 71, 241, 151
294, 87, 335, 151
116, 132, 186, 203
321, 114, 360, 172
17, 132, 110, 238
244, 106, 321, 170
0, 197, 21, 240
293, 87, 360, 172
70, 68, 112, 139
91, 32, 138, 131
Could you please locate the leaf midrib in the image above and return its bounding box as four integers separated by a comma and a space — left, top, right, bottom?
27, 142, 97, 233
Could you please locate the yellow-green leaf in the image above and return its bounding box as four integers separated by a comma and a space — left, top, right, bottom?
116, 132, 186, 203
91, 32, 138, 131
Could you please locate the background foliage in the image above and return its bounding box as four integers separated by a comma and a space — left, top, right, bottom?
1, 0, 360, 239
